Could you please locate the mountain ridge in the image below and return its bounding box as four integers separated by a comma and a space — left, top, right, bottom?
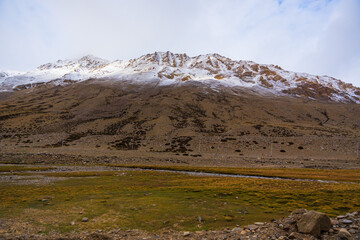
0, 51, 359, 103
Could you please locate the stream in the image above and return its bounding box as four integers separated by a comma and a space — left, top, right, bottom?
0, 164, 354, 184
123, 167, 342, 184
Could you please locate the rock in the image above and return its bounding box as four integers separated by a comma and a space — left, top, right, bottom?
286, 219, 296, 225
254, 222, 264, 226
198, 216, 202, 223
342, 219, 352, 224
232, 227, 241, 232
288, 232, 302, 239
245, 224, 258, 230
288, 232, 311, 240
84, 233, 112, 240
296, 211, 331, 237
70, 221, 75, 225
183, 232, 191, 237
337, 215, 347, 219
349, 229, 356, 234
82, 217, 89, 222
337, 228, 352, 239
351, 224, 359, 229
291, 209, 307, 215
331, 219, 339, 225
282, 224, 291, 231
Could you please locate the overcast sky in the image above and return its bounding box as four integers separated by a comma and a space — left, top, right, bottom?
0, 0, 359, 86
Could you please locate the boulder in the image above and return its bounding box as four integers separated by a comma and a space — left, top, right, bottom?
296, 211, 331, 237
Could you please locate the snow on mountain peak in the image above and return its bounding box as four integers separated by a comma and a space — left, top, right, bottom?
1, 52, 359, 103
37, 55, 109, 71
77, 55, 110, 68
129, 51, 190, 67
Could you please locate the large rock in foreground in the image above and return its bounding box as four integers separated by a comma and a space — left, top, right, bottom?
296, 210, 332, 237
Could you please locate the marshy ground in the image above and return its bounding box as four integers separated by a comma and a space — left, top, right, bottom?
1, 164, 359, 238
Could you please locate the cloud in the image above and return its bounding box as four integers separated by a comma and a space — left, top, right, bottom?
0, 0, 359, 86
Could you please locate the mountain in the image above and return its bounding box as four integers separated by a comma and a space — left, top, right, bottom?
1, 52, 359, 103
0, 52, 359, 168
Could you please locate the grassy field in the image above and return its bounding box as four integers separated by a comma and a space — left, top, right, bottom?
1, 168, 360, 235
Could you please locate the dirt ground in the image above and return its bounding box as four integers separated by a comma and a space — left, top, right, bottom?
1, 151, 359, 169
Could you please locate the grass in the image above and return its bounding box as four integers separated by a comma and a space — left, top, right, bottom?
107, 164, 360, 182
1, 169, 360, 235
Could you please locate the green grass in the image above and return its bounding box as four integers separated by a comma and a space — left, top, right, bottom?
0, 170, 360, 235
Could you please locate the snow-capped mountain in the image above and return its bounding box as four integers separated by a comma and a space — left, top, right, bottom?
0, 55, 109, 91
1, 52, 359, 103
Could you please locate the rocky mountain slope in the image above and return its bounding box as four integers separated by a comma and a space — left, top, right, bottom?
0, 52, 359, 167
1, 52, 359, 103
0, 81, 359, 167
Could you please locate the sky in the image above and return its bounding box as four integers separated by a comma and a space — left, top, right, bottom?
0, 0, 359, 87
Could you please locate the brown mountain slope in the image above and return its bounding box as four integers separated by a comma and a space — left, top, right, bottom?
0, 79, 359, 168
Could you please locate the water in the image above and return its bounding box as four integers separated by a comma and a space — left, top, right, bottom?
125, 167, 342, 184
